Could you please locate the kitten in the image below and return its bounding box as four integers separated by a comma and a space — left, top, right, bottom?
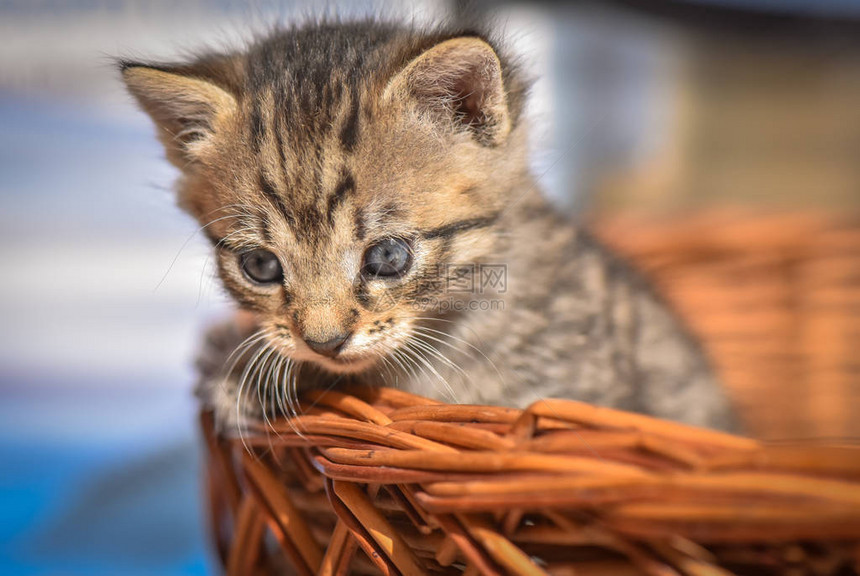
121, 19, 740, 432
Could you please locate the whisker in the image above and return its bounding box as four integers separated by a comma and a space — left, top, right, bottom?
256, 347, 281, 456
374, 349, 398, 388
391, 345, 421, 386
412, 325, 508, 391
414, 323, 603, 461
273, 357, 292, 420
410, 315, 492, 350
285, 359, 299, 420
287, 362, 308, 438
410, 334, 471, 386
154, 213, 246, 292
234, 339, 272, 456
401, 340, 458, 403
265, 356, 287, 467
256, 346, 280, 435
222, 328, 274, 381
276, 359, 301, 437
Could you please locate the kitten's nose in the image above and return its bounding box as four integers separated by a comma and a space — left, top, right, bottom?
304, 333, 351, 358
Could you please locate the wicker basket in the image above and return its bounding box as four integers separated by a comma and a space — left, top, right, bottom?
592, 211, 860, 440
201, 211, 860, 575
202, 386, 860, 576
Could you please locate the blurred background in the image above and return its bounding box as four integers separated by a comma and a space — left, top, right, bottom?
1, 0, 859, 574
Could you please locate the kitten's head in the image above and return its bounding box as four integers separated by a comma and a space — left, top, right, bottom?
122, 21, 529, 375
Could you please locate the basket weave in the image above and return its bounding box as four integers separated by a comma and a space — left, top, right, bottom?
592, 211, 860, 440
201, 385, 860, 576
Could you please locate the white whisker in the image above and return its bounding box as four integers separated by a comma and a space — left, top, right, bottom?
412, 324, 508, 391
401, 340, 458, 403
410, 334, 470, 386
154, 213, 246, 292
234, 339, 273, 455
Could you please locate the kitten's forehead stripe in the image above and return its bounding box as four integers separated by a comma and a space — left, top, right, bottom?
258, 172, 295, 227
340, 87, 361, 152
313, 142, 326, 192
354, 208, 367, 241
244, 22, 401, 147
327, 170, 355, 228
272, 113, 289, 182
259, 221, 272, 245
295, 205, 326, 247
249, 100, 265, 153
230, 22, 526, 249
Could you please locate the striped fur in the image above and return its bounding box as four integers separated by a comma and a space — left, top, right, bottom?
122, 19, 740, 433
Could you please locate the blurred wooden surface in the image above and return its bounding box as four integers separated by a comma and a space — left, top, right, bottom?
593, 211, 860, 441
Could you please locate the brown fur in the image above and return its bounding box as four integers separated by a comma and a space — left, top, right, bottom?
122, 19, 741, 433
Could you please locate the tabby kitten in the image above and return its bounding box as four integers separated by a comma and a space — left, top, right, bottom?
122, 19, 740, 432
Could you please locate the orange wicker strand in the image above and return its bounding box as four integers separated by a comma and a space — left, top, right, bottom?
331, 480, 426, 576
525, 399, 757, 452
317, 521, 354, 576
226, 496, 266, 576
201, 385, 860, 575
242, 452, 324, 573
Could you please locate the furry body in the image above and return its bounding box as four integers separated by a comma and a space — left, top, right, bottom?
123, 20, 739, 432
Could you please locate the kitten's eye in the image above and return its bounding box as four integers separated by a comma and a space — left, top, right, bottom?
239, 249, 283, 284
362, 238, 412, 279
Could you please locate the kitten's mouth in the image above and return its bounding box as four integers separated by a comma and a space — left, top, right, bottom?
312, 352, 377, 374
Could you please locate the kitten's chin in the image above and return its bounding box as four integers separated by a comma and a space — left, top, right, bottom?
311, 354, 377, 375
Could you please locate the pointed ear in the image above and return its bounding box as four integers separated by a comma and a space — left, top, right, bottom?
386, 37, 511, 146
121, 62, 237, 166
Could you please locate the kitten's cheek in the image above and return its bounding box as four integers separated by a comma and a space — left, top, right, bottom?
265, 332, 296, 355
341, 331, 373, 353
366, 323, 411, 353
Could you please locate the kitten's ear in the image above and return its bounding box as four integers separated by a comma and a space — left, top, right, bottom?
120, 62, 237, 166
387, 37, 511, 146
